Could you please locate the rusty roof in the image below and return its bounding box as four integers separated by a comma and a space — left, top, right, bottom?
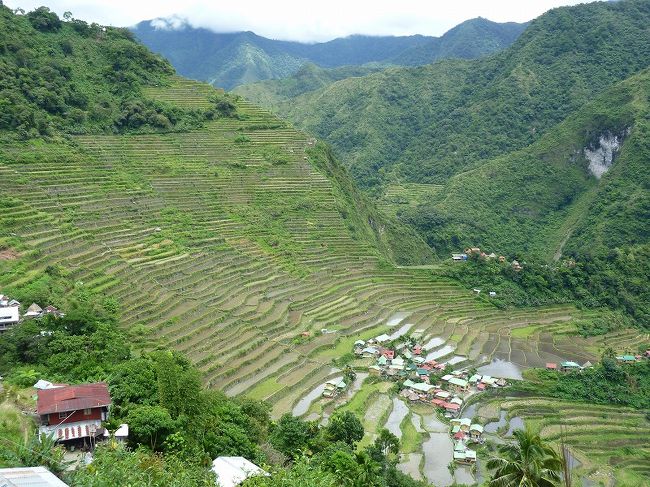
37, 382, 111, 415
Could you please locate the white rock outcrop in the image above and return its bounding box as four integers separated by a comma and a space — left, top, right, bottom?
583, 131, 627, 179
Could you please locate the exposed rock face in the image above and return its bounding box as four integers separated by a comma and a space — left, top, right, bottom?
584, 130, 628, 178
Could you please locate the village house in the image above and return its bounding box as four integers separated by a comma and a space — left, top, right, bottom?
616, 355, 637, 364
361, 346, 379, 358
25, 302, 43, 318
560, 361, 581, 372
453, 448, 477, 464
469, 424, 484, 442
511, 260, 523, 272
212, 456, 269, 487
451, 253, 468, 261
37, 382, 112, 443
0, 467, 69, 487
545, 363, 558, 370
322, 378, 346, 398
0, 293, 21, 332
448, 377, 469, 393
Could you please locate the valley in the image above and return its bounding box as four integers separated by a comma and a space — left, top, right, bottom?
0, 3, 649, 486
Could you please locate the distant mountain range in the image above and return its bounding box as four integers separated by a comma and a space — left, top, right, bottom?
131, 17, 527, 89
237, 0, 650, 262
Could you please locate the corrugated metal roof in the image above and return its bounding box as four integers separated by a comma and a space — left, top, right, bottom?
0, 467, 69, 487
37, 383, 111, 415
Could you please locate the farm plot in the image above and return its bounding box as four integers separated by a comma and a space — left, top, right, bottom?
0, 77, 622, 423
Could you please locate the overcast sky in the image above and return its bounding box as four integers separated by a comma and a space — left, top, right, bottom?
5, 0, 589, 42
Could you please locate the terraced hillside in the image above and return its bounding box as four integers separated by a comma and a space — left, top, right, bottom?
476, 397, 650, 485
0, 78, 636, 420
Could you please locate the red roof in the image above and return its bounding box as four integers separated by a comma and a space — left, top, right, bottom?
546, 363, 557, 369
443, 402, 460, 410
454, 431, 466, 439
37, 382, 111, 415
477, 383, 486, 390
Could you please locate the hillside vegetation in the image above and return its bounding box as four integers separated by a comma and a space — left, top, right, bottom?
241, 0, 650, 190
132, 17, 526, 89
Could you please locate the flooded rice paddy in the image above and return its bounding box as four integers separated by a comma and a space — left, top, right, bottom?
385, 398, 409, 438
477, 359, 523, 380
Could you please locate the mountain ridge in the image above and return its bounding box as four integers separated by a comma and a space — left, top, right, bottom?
131, 17, 527, 89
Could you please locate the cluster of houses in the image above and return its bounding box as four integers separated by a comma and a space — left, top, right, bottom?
354, 335, 509, 418
449, 417, 483, 464
546, 352, 649, 372
398, 372, 507, 417
0, 293, 63, 332
322, 378, 347, 398
451, 247, 523, 272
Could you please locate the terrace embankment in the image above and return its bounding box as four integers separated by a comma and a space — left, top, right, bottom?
0, 77, 640, 420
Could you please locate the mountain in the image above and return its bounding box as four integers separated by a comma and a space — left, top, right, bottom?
237, 0, 650, 256
394, 17, 528, 65
131, 17, 527, 89
1, 7, 648, 486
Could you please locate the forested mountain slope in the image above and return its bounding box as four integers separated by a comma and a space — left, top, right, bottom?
131, 17, 526, 89
413, 68, 650, 258
240, 0, 650, 189
0, 5, 621, 413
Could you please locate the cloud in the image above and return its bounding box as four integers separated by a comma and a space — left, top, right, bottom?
4, 0, 587, 42
150, 15, 187, 31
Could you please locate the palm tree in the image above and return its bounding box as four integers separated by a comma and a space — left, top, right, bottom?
487, 427, 563, 487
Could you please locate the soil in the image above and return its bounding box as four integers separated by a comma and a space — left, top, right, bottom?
0, 248, 19, 260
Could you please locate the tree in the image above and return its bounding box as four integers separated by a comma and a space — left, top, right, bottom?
325, 411, 364, 446
126, 405, 175, 451
71, 444, 215, 486
109, 358, 158, 408
269, 414, 313, 457
0, 434, 68, 475
27, 7, 62, 32
486, 427, 563, 487
374, 428, 400, 457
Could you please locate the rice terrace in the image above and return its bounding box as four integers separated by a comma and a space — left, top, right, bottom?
0, 2, 649, 487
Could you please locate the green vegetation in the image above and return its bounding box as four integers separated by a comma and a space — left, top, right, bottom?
486, 428, 562, 487
0, 6, 239, 138
441, 243, 650, 327
517, 358, 650, 410
134, 18, 525, 90
479, 396, 650, 484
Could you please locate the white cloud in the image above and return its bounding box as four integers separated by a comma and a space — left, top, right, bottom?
4, 0, 588, 42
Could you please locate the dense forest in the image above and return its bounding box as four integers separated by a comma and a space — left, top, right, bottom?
0, 6, 236, 138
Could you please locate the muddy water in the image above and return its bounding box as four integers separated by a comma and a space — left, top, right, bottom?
292, 376, 342, 417
455, 465, 476, 485
387, 311, 411, 327
423, 336, 445, 350
398, 453, 423, 481
477, 359, 523, 380
389, 322, 414, 340
506, 416, 524, 436
426, 344, 456, 361
385, 398, 409, 438
445, 355, 467, 366
419, 414, 455, 486
484, 410, 507, 433
422, 433, 454, 486
411, 413, 425, 433
462, 402, 479, 420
